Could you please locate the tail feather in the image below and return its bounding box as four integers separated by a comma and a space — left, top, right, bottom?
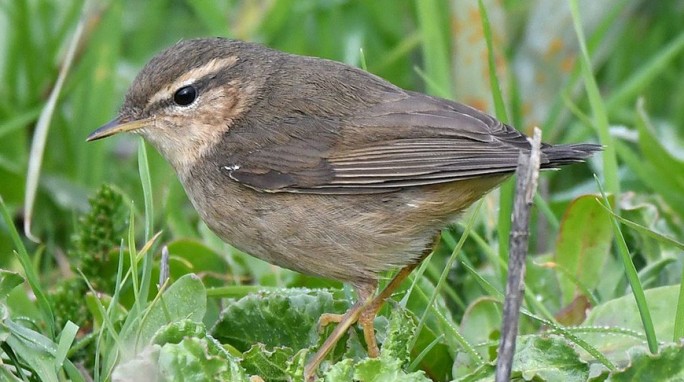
541, 143, 602, 168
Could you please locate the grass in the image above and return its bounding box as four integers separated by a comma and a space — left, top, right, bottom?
2, 0, 684, 381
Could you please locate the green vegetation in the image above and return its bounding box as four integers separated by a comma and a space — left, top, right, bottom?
2, 0, 684, 380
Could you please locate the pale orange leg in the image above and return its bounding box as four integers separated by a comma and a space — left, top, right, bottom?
304, 281, 376, 382
305, 237, 438, 380
357, 246, 434, 358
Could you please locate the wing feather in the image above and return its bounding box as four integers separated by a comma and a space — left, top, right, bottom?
220, 91, 596, 194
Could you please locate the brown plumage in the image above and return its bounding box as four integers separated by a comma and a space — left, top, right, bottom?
87, 38, 600, 379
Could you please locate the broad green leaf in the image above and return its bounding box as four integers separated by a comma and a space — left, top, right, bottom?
453, 297, 501, 375
0, 270, 24, 300
211, 288, 348, 351
324, 358, 355, 381
353, 357, 431, 382
608, 344, 684, 381
380, 304, 417, 364
123, 274, 206, 355
514, 336, 589, 382
580, 285, 680, 366
459, 297, 501, 349
158, 337, 248, 382
114, 320, 248, 382
454, 335, 589, 381
556, 195, 613, 306
241, 344, 306, 382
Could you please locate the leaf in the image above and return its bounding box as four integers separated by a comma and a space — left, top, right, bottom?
114, 320, 249, 382
380, 304, 417, 364
55, 321, 79, 369
580, 285, 679, 366
3, 319, 59, 382
514, 336, 590, 382
165, 239, 232, 287
555, 195, 613, 306
352, 357, 431, 382
324, 359, 355, 382
241, 344, 308, 382
454, 336, 590, 381
316, 306, 427, 382
0, 270, 24, 300
459, 297, 501, 348
122, 274, 206, 356
85, 292, 128, 328
157, 337, 249, 382
455, 336, 590, 381
111, 345, 162, 382
151, 319, 208, 345
0, 367, 23, 382
608, 344, 684, 381
211, 288, 349, 351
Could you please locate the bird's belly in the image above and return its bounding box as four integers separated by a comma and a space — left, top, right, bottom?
181, 172, 505, 283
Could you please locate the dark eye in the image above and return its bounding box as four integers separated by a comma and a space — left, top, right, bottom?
173, 85, 197, 106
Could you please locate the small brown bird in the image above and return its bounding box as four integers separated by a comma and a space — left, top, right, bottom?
87, 38, 599, 379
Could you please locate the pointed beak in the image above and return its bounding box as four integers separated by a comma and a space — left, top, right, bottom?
86, 118, 149, 142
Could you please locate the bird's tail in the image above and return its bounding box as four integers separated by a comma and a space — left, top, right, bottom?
541, 143, 602, 168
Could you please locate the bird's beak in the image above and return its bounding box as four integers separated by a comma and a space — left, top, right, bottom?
86, 118, 148, 142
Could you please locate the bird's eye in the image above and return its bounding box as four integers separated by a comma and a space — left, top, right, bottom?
173, 85, 197, 106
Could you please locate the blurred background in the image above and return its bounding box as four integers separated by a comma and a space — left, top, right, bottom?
2, 0, 683, 255
1, 0, 684, 379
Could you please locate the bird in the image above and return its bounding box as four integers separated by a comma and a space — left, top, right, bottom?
86, 37, 600, 380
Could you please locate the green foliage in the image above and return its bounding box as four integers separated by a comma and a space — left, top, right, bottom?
70, 184, 128, 287
115, 320, 249, 382
555, 195, 613, 307
2, 0, 684, 381
609, 344, 684, 381
50, 278, 89, 331
211, 288, 349, 351
50, 184, 127, 331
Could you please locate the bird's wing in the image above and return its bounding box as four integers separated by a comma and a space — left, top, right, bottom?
220, 93, 550, 194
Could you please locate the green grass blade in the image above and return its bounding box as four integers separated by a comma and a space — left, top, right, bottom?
478, 0, 513, 277
607, 31, 684, 111
0, 197, 55, 338
568, 0, 620, 200
596, 204, 684, 251
676, 266, 684, 340
478, 0, 509, 124
137, 140, 157, 324
23, 5, 88, 242
412, 285, 483, 365
127, 205, 140, 308
138, 140, 154, 242
54, 321, 78, 369
461, 255, 616, 371
415, 0, 453, 98
63, 359, 86, 382
410, 201, 482, 351
594, 177, 657, 353
408, 334, 444, 372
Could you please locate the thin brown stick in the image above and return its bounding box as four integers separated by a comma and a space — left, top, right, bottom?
495, 127, 542, 382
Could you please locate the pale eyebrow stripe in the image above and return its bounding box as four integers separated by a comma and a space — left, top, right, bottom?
146, 56, 238, 107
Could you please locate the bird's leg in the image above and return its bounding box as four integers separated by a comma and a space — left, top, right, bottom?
304, 281, 377, 382
305, 236, 438, 380
357, 245, 435, 358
